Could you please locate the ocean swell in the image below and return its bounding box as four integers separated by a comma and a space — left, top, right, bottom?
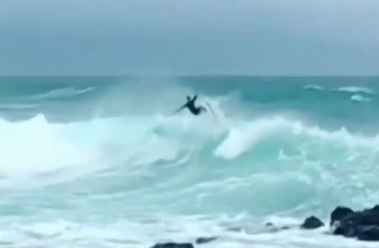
1, 77, 379, 248
1, 106, 378, 217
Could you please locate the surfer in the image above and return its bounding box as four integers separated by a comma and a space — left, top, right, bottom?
173, 95, 207, 116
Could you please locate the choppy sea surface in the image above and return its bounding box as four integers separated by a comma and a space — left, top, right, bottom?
1, 76, 379, 248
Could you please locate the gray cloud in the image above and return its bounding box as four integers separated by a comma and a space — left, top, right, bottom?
1, 0, 379, 75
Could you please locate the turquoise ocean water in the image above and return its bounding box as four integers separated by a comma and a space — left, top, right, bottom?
1, 76, 379, 248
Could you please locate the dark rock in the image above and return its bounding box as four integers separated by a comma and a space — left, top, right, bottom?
226, 227, 243, 232
261, 204, 379, 242
300, 216, 324, 229
330, 206, 354, 226
150, 243, 194, 248
264, 222, 291, 232
281, 226, 291, 230
328, 204, 379, 241
358, 210, 379, 226
265, 222, 274, 227
333, 219, 358, 237
333, 208, 379, 231
357, 226, 379, 241
195, 237, 217, 244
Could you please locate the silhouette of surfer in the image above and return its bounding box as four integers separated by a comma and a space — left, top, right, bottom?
173, 95, 207, 116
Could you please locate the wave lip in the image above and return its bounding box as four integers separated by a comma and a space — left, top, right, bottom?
336, 86, 374, 94
304, 84, 374, 95
304, 84, 324, 90
28, 87, 96, 100
351, 94, 370, 102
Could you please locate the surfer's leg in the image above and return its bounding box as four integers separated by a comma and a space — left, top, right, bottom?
191, 106, 206, 115
199, 106, 207, 113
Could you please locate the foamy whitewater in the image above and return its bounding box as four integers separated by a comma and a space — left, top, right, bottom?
1, 76, 379, 248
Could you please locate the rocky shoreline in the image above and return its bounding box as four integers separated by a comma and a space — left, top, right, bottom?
150, 204, 379, 248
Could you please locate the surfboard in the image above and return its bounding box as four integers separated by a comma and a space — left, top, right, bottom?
205, 102, 216, 117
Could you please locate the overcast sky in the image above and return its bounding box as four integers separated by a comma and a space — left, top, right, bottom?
1, 0, 379, 76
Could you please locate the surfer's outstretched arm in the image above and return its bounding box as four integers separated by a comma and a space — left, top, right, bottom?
192, 95, 198, 101
172, 103, 187, 115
